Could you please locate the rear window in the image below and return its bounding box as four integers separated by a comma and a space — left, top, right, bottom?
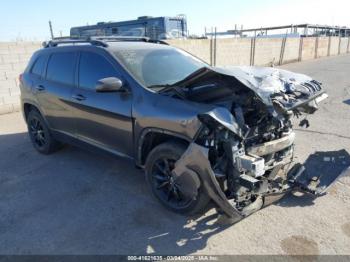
31, 55, 47, 77
46, 52, 76, 85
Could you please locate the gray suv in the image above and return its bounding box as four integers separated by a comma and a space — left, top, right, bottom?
20, 38, 336, 222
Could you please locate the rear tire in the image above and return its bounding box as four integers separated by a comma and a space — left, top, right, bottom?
27, 109, 62, 154
145, 142, 210, 215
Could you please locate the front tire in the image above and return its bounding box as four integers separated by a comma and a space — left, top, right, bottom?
27, 109, 62, 154
145, 142, 210, 215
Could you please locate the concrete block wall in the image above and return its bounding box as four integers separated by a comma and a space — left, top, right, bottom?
329, 37, 340, 55
254, 38, 283, 66
282, 38, 300, 63
215, 38, 251, 66
301, 38, 317, 60
317, 37, 329, 58
168, 36, 349, 68
339, 37, 349, 54
0, 42, 41, 114
167, 39, 211, 64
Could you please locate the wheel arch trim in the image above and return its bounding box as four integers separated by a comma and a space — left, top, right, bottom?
136, 127, 192, 167
22, 100, 50, 128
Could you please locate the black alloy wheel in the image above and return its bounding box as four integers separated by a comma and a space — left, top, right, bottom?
27, 109, 62, 154
29, 116, 47, 149
145, 142, 210, 215
151, 157, 194, 209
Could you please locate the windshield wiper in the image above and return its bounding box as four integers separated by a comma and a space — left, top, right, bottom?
148, 84, 173, 89
148, 83, 187, 99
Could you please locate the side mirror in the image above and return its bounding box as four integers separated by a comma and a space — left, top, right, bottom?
95, 77, 124, 93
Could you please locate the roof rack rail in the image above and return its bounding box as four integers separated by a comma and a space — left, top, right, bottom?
90, 36, 168, 45
42, 36, 169, 48
42, 39, 108, 48
90, 36, 151, 42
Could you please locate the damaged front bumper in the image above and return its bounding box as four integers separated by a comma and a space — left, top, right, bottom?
172, 143, 244, 223
172, 142, 345, 222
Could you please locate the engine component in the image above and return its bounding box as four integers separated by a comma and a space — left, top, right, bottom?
239, 174, 260, 190
236, 154, 265, 177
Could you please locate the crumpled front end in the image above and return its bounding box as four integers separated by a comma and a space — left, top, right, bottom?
172, 119, 296, 221
172, 121, 338, 221
166, 66, 340, 220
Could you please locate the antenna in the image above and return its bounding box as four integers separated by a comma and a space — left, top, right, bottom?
49, 21, 54, 40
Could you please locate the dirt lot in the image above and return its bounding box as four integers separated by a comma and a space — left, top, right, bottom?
0, 54, 350, 255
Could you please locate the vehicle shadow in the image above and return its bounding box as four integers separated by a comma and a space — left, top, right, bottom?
343, 99, 350, 105
278, 149, 350, 208
278, 192, 317, 208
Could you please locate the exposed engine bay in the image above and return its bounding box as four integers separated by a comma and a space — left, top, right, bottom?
160, 66, 334, 221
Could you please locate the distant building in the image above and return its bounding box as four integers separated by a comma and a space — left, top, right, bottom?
206, 24, 350, 38
70, 16, 188, 40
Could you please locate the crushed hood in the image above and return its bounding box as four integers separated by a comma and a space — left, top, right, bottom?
216, 66, 315, 104
170, 66, 327, 114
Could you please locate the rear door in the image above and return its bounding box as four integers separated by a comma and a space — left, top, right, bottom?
71, 50, 133, 157
25, 53, 48, 101
36, 50, 77, 135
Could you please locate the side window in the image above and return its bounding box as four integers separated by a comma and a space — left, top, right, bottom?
31, 55, 47, 77
79, 52, 118, 90
46, 52, 76, 85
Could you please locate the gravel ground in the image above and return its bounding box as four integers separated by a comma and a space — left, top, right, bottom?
0, 54, 349, 255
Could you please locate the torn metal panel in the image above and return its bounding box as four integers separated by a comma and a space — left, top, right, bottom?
171, 155, 201, 201
172, 143, 244, 222
198, 107, 243, 138
264, 193, 288, 207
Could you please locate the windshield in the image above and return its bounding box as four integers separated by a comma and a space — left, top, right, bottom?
113, 47, 207, 88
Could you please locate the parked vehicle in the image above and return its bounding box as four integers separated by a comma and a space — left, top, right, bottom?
19, 38, 337, 222
70, 16, 187, 40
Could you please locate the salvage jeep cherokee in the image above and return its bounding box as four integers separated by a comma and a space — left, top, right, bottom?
20, 37, 336, 222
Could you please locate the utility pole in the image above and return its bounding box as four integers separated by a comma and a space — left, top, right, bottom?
49, 20, 54, 40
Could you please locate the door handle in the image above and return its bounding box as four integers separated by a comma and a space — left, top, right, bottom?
72, 94, 86, 101
35, 85, 45, 91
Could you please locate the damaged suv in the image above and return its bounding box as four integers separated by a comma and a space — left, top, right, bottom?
20, 38, 334, 222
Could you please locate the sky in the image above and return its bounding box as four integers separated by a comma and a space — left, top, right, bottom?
1, 0, 349, 41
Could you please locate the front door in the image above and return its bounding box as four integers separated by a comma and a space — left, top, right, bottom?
71, 50, 133, 157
